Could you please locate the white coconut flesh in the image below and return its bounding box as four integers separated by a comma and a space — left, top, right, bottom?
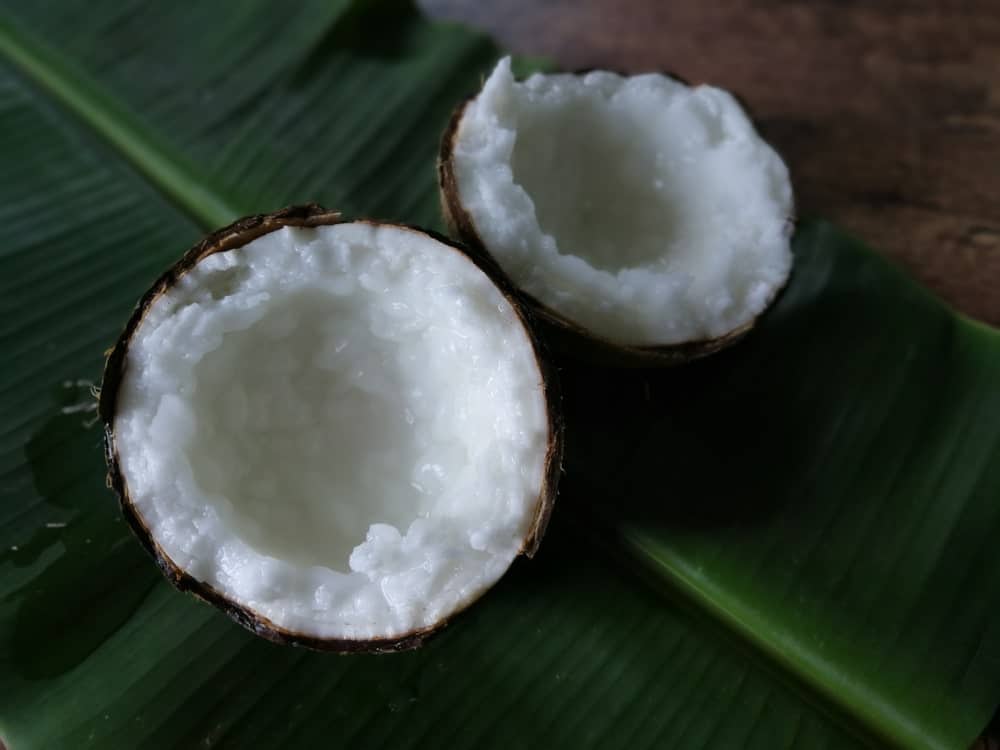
113, 222, 550, 642
450, 57, 795, 346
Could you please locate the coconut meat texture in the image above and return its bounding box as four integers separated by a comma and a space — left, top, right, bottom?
111, 221, 552, 645
447, 57, 795, 347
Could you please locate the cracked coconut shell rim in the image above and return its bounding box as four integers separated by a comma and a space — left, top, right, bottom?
99, 205, 562, 652
439, 58, 796, 364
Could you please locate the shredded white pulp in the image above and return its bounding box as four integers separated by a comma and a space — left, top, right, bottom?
451, 58, 794, 345
114, 222, 549, 640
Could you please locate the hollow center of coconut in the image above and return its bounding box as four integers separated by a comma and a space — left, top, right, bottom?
450, 58, 794, 346
113, 223, 550, 642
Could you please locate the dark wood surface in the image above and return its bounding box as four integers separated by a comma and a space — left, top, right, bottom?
421, 0, 1000, 326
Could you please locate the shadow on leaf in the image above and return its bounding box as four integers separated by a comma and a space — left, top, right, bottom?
0, 394, 159, 680
558, 221, 953, 533
289, 0, 422, 87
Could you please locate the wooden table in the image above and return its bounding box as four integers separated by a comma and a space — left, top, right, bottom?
422, 0, 1000, 327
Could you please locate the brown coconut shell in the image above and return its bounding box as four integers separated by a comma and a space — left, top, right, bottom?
99, 204, 563, 653
438, 79, 795, 368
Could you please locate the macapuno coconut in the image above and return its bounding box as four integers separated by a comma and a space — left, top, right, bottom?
100, 205, 562, 652
439, 58, 795, 365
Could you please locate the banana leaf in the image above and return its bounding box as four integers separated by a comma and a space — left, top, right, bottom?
1, 2, 998, 748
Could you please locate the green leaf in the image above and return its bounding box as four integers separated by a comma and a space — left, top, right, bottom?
0, 2, 997, 749
564, 222, 1000, 749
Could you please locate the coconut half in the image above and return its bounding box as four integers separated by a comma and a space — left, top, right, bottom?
100, 205, 561, 652
439, 58, 795, 364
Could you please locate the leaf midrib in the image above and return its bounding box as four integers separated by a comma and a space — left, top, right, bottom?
624, 530, 943, 750
0, 13, 240, 230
